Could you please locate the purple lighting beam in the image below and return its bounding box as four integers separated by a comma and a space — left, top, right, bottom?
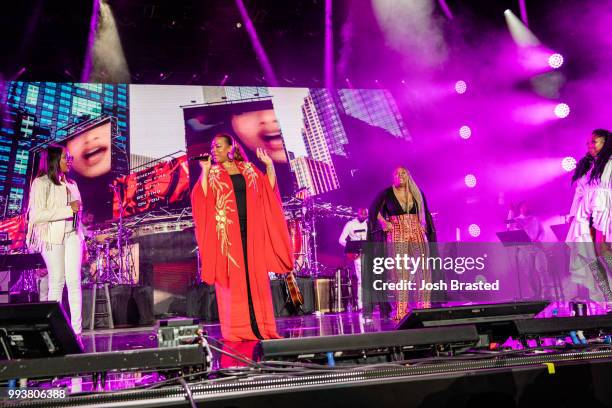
235, 0, 279, 87
324, 0, 334, 89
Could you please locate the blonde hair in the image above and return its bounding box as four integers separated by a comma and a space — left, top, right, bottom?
396, 166, 426, 227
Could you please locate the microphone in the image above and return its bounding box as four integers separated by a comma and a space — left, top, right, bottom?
72, 211, 78, 230
189, 154, 211, 162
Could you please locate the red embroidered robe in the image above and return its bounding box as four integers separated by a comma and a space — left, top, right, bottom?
191, 161, 294, 341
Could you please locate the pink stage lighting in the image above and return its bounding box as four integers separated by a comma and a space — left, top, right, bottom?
459, 125, 472, 139
548, 53, 564, 69
455, 80, 467, 94
562, 156, 577, 172
554, 103, 570, 118
468, 224, 481, 237
464, 174, 477, 188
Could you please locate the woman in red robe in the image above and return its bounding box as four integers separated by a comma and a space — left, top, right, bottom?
191, 134, 294, 341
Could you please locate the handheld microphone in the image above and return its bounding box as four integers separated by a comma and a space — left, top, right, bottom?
72, 211, 78, 229
189, 154, 211, 162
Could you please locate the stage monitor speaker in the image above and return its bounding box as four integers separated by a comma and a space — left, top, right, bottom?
261, 325, 479, 362
395, 301, 549, 344
514, 314, 612, 337
0, 301, 83, 360
396, 301, 549, 330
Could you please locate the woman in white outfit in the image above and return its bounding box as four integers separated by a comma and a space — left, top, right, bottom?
567, 129, 612, 310
27, 145, 83, 334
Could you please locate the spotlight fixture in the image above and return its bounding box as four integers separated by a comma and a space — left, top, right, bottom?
561, 156, 576, 172
459, 126, 472, 139
554, 103, 570, 118
468, 224, 481, 237
548, 53, 564, 69
455, 80, 467, 94
464, 174, 477, 188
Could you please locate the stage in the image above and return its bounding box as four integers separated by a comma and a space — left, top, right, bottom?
81, 301, 610, 360
3, 304, 612, 407
83, 311, 395, 350
3, 0, 612, 406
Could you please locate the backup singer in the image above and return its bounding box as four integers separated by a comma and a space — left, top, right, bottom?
367, 167, 436, 320
26, 145, 83, 335
567, 128, 612, 310
191, 134, 294, 341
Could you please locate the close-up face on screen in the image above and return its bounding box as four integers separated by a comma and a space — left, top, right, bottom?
66, 122, 112, 178
230, 108, 288, 163
3, 1, 612, 404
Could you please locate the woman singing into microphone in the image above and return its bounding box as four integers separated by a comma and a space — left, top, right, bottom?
191, 134, 294, 341
26, 145, 84, 335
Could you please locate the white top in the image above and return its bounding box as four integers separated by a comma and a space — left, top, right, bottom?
27, 175, 83, 251
567, 158, 612, 243
339, 218, 368, 247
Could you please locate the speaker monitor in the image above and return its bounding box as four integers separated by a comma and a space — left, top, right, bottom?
261, 325, 479, 361
396, 301, 549, 330
0, 301, 82, 360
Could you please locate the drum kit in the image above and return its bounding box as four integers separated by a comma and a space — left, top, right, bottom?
83, 224, 137, 286
282, 192, 355, 278
83, 184, 138, 286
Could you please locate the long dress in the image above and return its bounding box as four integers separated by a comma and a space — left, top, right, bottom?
191, 161, 294, 341
365, 187, 435, 320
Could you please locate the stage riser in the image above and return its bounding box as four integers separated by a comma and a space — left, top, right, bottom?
194, 359, 612, 408
10, 357, 612, 407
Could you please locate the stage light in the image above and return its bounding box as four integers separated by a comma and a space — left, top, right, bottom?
459, 125, 472, 139
220, 74, 229, 86
548, 53, 564, 69
439, 0, 454, 20
504, 9, 540, 47
455, 80, 467, 94
562, 156, 577, 172
401, 79, 406, 84
468, 224, 481, 237
235, 0, 278, 86
554, 103, 570, 118
81, 0, 130, 83
464, 174, 477, 188
236, 22, 242, 28
324, 0, 333, 89
9, 67, 27, 81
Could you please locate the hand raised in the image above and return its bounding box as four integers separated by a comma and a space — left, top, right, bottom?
257, 148, 273, 166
